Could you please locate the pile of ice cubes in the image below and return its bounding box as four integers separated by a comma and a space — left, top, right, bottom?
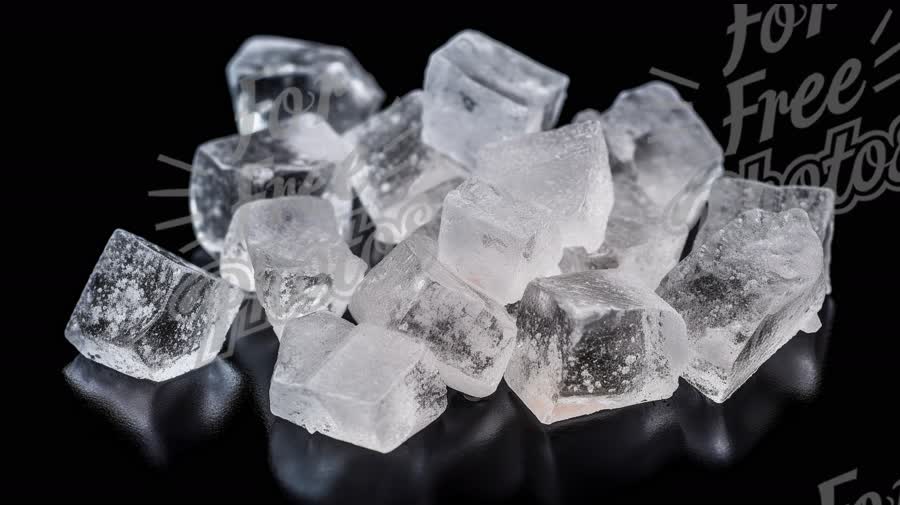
65, 31, 833, 453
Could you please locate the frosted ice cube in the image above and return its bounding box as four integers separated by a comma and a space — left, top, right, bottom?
190, 114, 354, 254
65, 230, 244, 381
657, 208, 827, 403
695, 177, 835, 291
227, 35, 384, 135
350, 225, 516, 397
423, 30, 569, 167
505, 270, 688, 424
475, 121, 613, 250
270, 314, 447, 453
348, 91, 467, 244
219, 196, 366, 327
438, 178, 563, 304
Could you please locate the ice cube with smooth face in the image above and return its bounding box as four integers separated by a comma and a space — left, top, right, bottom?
505, 270, 688, 424
65, 230, 244, 381
227, 35, 384, 135
270, 314, 447, 453
423, 30, 569, 167
438, 178, 563, 304
657, 208, 827, 403
475, 121, 614, 250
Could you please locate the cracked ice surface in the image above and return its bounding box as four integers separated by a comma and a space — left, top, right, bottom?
695, 177, 835, 292
350, 222, 516, 397
657, 208, 827, 403
505, 270, 687, 424
65, 230, 243, 381
219, 196, 366, 331
348, 91, 466, 244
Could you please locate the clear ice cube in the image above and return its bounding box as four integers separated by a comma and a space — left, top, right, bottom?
423, 30, 569, 167
348, 91, 467, 244
505, 270, 688, 424
579, 81, 723, 224
695, 177, 835, 291
190, 114, 354, 255
475, 121, 614, 250
227, 35, 384, 135
219, 196, 366, 328
558, 178, 690, 289
559, 82, 725, 288
657, 208, 827, 403
438, 178, 563, 304
350, 224, 517, 397
270, 313, 447, 453
65, 230, 244, 381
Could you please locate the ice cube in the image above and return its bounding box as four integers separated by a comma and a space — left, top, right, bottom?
348, 91, 467, 244
438, 178, 563, 304
559, 82, 725, 288
227, 35, 383, 135
558, 178, 690, 289
475, 121, 613, 250
505, 270, 688, 424
219, 196, 366, 327
695, 177, 835, 291
583, 82, 723, 220
65, 230, 244, 381
423, 30, 569, 167
270, 313, 447, 453
657, 208, 827, 403
350, 225, 516, 397
190, 114, 354, 255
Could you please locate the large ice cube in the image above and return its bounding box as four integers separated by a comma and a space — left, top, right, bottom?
559, 82, 725, 288
438, 178, 563, 304
219, 196, 366, 329
475, 121, 613, 250
190, 114, 354, 255
695, 177, 835, 291
577, 81, 723, 222
423, 30, 569, 167
657, 208, 827, 403
65, 230, 244, 381
348, 91, 467, 244
227, 35, 384, 135
350, 224, 516, 397
270, 313, 447, 453
505, 270, 688, 424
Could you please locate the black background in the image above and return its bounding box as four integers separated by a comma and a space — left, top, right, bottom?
6, 3, 899, 503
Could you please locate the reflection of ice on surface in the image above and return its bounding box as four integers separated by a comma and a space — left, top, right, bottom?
65, 296, 833, 501
63, 356, 244, 467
